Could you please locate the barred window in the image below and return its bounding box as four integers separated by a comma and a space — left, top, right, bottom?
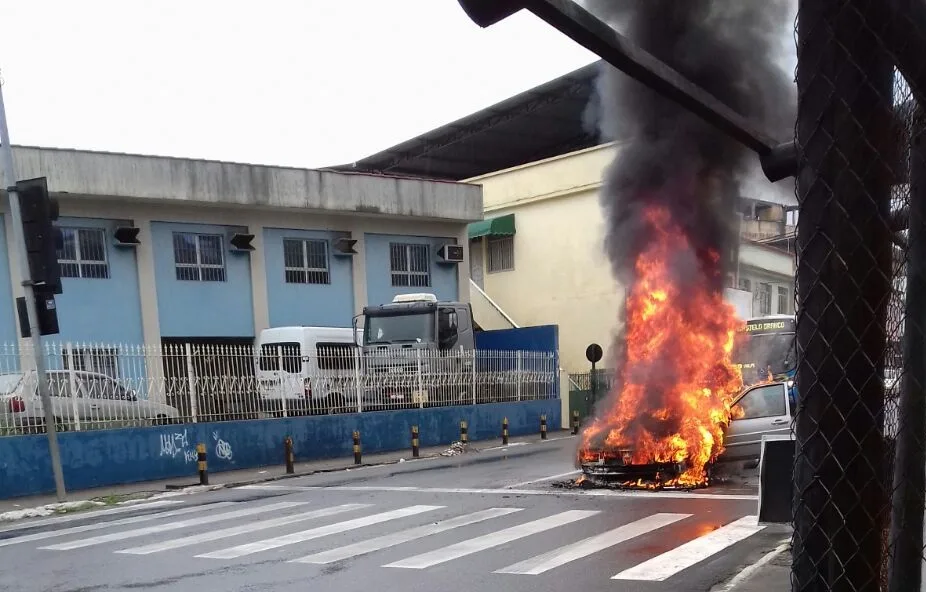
390, 243, 430, 287
63, 347, 119, 379
738, 277, 751, 292
173, 233, 226, 282
58, 228, 109, 279
487, 236, 514, 273
283, 239, 330, 284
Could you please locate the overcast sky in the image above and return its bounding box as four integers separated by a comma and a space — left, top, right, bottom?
0, 0, 597, 169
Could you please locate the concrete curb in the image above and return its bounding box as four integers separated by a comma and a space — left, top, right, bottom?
712, 539, 791, 592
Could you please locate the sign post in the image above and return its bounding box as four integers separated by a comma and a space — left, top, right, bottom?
585, 343, 603, 420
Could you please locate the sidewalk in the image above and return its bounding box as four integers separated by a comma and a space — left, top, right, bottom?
0, 432, 573, 520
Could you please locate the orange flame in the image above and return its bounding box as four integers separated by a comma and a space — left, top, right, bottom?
580, 206, 743, 487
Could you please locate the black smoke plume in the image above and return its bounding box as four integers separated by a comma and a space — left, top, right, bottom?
582, 0, 795, 427
587, 0, 794, 288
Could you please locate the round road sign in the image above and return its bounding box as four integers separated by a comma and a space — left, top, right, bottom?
585, 343, 603, 364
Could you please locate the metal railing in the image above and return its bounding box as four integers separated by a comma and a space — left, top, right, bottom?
0, 342, 558, 435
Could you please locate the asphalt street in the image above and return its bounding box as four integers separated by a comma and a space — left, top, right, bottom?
0, 435, 788, 592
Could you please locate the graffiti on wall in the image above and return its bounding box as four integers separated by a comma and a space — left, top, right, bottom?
213, 431, 233, 461
158, 430, 198, 463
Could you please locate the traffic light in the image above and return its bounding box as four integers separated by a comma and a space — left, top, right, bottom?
16, 177, 63, 294
456, 0, 523, 27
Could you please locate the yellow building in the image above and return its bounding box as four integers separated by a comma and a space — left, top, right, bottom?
339, 61, 797, 375
466, 144, 622, 372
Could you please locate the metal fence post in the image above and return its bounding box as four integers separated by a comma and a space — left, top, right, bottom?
471, 349, 477, 405
416, 348, 424, 409
353, 348, 363, 413
184, 343, 198, 423
277, 348, 288, 418
793, 1, 895, 589
516, 351, 522, 402
65, 344, 80, 432
888, 108, 926, 592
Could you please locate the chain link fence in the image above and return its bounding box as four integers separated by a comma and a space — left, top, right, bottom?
792, 1, 926, 590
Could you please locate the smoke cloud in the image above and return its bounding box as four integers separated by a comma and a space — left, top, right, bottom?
585, 0, 793, 301
583, 0, 795, 420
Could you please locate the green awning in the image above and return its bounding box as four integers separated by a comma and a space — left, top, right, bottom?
468, 213, 516, 240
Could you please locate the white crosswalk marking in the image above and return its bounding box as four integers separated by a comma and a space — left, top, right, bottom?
196, 505, 444, 560
39, 501, 305, 551
292, 507, 524, 565
0, 502, 234, 549
116, 504, 371, 555
612, 515, 766, 581
495, 512, 692, 575
383, 509, 599, 570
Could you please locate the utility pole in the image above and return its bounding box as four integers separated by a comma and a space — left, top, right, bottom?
0, 74, 66, 501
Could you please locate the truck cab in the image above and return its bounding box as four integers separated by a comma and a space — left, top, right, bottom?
357, 293, 475, 354
353, 293, 477, 408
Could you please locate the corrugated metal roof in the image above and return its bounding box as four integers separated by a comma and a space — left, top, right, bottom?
331, 61, 604, 181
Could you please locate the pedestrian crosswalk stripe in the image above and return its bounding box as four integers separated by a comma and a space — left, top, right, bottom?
115, 504, 371, 555
611, 515, 766, 581
0, 502, 235, 549
196, 505, 444, 560
39, 501, 305, 551
383, 509, 600, 570
0, 500, 184, 534
495, 512, 692, 575
292, 507, 524, 565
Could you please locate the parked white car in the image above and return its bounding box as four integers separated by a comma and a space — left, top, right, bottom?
0, 370, 180, 431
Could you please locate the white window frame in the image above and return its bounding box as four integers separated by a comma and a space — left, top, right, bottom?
58, 227, 109, 279
173, 232, 226, 282
283, 238, 330, 284
487, 236, 514, 273
390, 243, 431, 287
777, 286, 791, 315
757, 282, 772, 315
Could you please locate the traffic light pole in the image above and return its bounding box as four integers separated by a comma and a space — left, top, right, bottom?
0, 78, 66, 502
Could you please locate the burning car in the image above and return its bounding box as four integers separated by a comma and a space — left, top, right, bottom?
578, 379, 795, 488
577, 407, 731, 489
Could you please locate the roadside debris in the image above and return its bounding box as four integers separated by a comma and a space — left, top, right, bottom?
440, 441, 468, 457
0, 500, 104, 522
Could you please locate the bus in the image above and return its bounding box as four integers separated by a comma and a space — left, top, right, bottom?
732, 314, 796, 386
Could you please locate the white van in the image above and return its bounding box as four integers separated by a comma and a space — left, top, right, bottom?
255, 326, 362, 416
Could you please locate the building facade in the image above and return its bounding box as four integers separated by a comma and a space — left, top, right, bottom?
336, 60, 797, 375
0, 147, 480, 360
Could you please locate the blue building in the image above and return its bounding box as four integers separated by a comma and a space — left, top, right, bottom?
0, 147, 481, 388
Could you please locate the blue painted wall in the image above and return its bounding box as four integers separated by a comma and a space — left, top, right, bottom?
0, 215, 18, 353
151, 222, 254, 337
263, 228, 354, 328
364, 233, 459, 306
53, 217, 145, 346
0, 399, 561, 499
476, 325, 559, 353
